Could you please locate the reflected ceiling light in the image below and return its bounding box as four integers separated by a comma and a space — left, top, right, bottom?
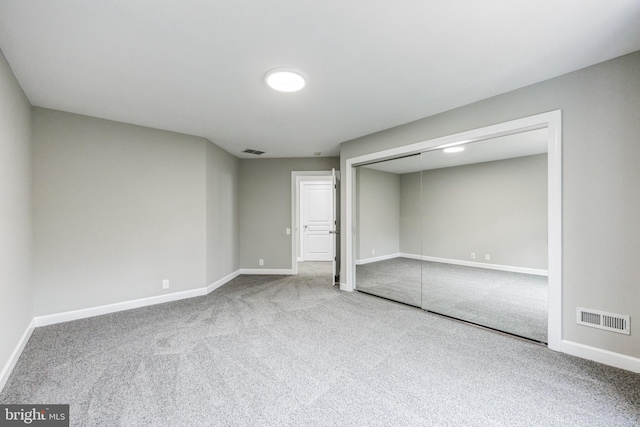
443, 146, 465, 153
265, 68, 306, 92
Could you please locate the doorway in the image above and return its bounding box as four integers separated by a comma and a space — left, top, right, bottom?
291, 171, 340, 283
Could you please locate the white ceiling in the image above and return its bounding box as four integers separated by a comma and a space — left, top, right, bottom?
362, 128, 548, 174
1, 1, 639, 159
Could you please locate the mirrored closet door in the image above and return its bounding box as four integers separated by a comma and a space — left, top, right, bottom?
355, 129, 549, 343
355, 154, 422, 307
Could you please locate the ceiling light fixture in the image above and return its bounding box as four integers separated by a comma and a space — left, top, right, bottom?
265, 68, 306, 92
443, 146, 465, 153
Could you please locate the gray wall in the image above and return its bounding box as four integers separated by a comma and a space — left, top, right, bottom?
239, 157, 339, 270
356, 167, 400, 260
32, 108, 208, 316
399, 154, 548, 269
341, 51, 640, 358
206, 142, 240, 284
0, 50, 33, 380
399, 172, 421, 257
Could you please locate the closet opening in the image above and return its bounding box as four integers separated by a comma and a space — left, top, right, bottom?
344, 111, 562, 349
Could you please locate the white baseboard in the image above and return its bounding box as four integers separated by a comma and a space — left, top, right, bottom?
400, 253, 548, 276
0, 319, 35, 393
34, 287, 208, 327
34, 270, 244, 328
239, 269, 294, 275
207, 270, 241, 293
355, 253, 400, 265
562, 340, 640, 373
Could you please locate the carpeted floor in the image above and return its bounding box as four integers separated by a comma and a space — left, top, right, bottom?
1, 262, 638, 426
357, 258, 548, 342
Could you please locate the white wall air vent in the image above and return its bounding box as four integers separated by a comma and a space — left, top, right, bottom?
576, 308, 630, 335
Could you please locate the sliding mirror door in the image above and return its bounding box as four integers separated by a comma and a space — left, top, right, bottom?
355, 155, 422, 306
419, 130, 549, 342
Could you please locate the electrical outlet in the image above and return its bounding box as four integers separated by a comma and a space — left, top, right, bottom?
162, 279, 170, 289
286, 228, 291, 235
259, 259, 264, 266
485, 254, 491, 261
471, 253, 475, 259
372, 249, 375, 255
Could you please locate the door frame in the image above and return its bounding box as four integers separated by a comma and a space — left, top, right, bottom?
291, 171, 334, 275
343, 110, 562, 351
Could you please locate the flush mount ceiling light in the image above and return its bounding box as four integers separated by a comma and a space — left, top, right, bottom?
264, 68, 306, 92
443, 146, 465, 153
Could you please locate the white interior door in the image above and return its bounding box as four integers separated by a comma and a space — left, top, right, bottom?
301, 182, 334, 261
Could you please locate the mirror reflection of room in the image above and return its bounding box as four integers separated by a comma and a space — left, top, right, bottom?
356, 154, 422, 307
355, 129, 549, 343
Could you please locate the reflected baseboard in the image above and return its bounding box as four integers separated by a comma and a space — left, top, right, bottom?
355, 253, 401, 265
356, 253, 548, 276
403, 253, 548, 276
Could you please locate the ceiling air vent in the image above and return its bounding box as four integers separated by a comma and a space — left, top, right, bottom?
576, 308, 630, 335
243, 149, 265, 155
